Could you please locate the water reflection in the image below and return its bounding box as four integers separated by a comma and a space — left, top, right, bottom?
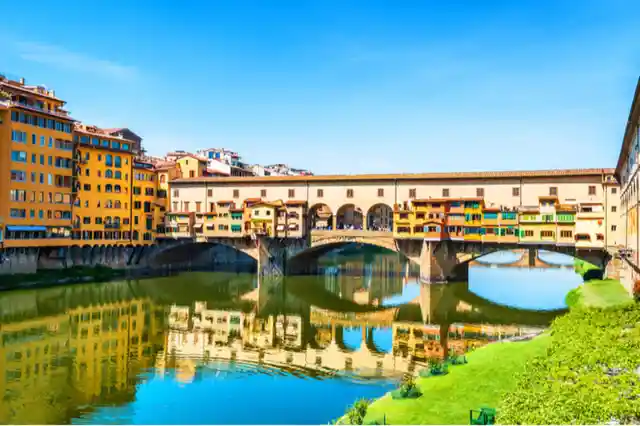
0, 247, 582, 425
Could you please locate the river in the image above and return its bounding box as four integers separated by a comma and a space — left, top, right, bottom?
0, 246, 582, 424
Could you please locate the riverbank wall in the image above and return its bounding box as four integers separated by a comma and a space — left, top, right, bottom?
0, 243, 255, 277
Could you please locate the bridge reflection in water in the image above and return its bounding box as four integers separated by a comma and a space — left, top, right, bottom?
0, 248, 576, 425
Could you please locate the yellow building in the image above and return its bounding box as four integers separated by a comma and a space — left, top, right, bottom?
176, 154, 207, 179
155, 161, 180, 234
132, 159, 159, 244
72, 124, 136, 245
0, 75, 75, 248
249, 201, 281, 236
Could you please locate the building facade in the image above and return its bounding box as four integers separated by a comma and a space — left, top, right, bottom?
0, 75, 75, 248
166, 168, 620, 248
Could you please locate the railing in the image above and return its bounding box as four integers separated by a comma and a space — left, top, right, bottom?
7, 100, 71, 118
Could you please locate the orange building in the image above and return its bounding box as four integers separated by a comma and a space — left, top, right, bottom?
0, 75, 75, 248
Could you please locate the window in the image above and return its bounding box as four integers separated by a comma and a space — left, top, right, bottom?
208, 189, 213, 197
612, 206, 617, 213
261, 189, 267, 197
541, 230, 554, 238
442, 188, 449, 197
549, 187, 557, 196
409, 189, 416, 199
195, 202, 201, 212
11, 151, 27, 162
189, 170, 195, 178
588, 185, 596, 195
612, 187, 617, 194
11, 130, 27, 143
106, 154, 113, 166
524, 230, 534, 237
11, 170, 26, 182
288, 189, 295, 198
233, 189, 239, 198
376, 188, 384, 197
476, 188, 484, 197
560, 230, 573, 238
317, 189, 323, 198
173, 189, 179, 197
114, 156, 122, 168
347, 189, 354, 198
612, 225, 617, 231
512, 187, 520, 197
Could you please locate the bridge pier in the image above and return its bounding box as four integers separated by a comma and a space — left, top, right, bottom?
419, 241, 461, 284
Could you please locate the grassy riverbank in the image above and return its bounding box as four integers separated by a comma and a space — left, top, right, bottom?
361, 336, 550, 425
342, 265, 635, 425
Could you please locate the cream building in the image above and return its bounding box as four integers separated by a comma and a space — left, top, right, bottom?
169, 168, 621, 247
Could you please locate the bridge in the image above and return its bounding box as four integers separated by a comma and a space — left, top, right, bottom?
142, 229, 610, 283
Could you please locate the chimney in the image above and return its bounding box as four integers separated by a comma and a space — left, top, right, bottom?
49, 90, 55, 97
19, 78, 25, 85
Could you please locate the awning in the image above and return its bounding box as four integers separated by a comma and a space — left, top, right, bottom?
7, 226, 46, 232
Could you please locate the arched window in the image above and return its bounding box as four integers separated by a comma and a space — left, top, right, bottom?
114, 185, 121, 193
106, 154, 113, 166
105, 184, 113, 192
160, 175, 166, 183
105, 216, 112, 224
115, 201, 122, 209
105, 170, 113, 178
115, 171, 122, 179
115, 156, 122, 167
114, 216, 121, 224
106, 200, 113, 208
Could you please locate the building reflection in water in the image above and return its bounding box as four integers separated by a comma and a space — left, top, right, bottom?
0, 248, 562, 424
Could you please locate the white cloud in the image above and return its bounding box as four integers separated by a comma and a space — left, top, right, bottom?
14, 41, 138, 80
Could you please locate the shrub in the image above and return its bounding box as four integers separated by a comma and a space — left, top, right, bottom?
391, 376, 422, 400
497, 304, 640, 424
344, 399, 372, 425
564, 287, 582, 308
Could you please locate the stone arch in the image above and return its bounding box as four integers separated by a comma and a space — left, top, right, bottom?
365, 203, 393, 231
336, 204, 364, 230
144, 241, 258, 268
308, 203, 333, 230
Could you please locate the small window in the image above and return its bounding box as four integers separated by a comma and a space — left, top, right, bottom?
347, 189, 354, 198
233, 189, 239, 198
409, 189, 416, 199
207, 189, 213, 197
549, 187, 558, 196
611, 187, 617, 194
512, 187, 520, 197
288, 189, 295, 198
173, 190, 179, 197
317, 189, 323, 198
377, 188, 384, 197
476, 188, 484, 197
261, 189, 267, 197
588, 186, 596, 195
611, 206, 617, 213
612, 225, 617, 231
442, 188, 449, 197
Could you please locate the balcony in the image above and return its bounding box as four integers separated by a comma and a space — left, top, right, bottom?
104, 223, 121, 229
8, 100, 71, 119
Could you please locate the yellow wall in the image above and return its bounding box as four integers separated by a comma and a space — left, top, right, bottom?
73, 131, 135, 245
0, 94, 75, 247
176, 156, 206, 179
132, 166, 158, 244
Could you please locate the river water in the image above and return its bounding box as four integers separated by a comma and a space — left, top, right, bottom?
0, 247, 582, 424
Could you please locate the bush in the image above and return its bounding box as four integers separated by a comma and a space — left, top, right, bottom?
344, 399, 372, 425
564, 287, 582, 308
497, 304, 640, 424
391, 376, 422, 400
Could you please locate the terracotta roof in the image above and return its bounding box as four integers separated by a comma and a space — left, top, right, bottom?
243, 198, 262, 204
155, 162, 178, 171
171, 168, 615, 185
216, 200, 235, 205
229, 208, 244, 212
539, 195, 559, 199
177, 153, 208, 163
74, 123, 136, 142
482, 207, 501, 212
285, 200, 307, 206
616, 77, 640, 180
412, 198, 449, 203
556, 204, 577, 211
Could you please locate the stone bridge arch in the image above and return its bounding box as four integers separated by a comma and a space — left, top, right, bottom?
140, 239, 260, 268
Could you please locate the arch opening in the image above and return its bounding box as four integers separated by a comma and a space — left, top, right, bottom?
366, 203, 393, 231
336, 204, 363, 230
309, 203, 333, 230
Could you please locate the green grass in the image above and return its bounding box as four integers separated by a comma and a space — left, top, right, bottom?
361, 336, 551, 425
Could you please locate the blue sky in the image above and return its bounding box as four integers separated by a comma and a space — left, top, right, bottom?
2, 0, 639, 174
